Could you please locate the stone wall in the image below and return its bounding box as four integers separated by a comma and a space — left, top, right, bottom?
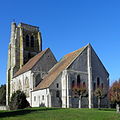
49, 74, 62, 107
32, 48, 57, 74
67, 48, 89, 108
91, 46, 109, 108
68, 48, 88, 72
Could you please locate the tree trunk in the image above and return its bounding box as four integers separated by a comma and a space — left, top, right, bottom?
98, 98, 101, 109
116, 103, 120, 113
79, 95, 82, 108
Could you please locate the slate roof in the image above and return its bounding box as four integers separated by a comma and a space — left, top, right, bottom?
13, 48, 49, 78
34, 45, 87, 90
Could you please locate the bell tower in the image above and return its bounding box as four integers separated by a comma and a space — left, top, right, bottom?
6, 22, 42, 105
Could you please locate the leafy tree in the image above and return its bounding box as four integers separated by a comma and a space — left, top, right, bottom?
9, 90, 30, 110
72, 84, 88, 108
0, 84, 6, 105
109, 80, 120, 113
94, 88, 106, 109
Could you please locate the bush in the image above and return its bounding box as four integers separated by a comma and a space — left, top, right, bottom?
9, 90, 30, 110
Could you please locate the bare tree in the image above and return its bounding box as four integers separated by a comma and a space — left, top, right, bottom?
94, 88, 106, 109
72, 84, 88, 108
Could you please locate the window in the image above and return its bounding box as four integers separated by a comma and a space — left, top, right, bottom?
93, 82, 96, 91
56, 83, 59, 88
97, 77, 100, 88
28, 52, 31, 59
56, 90, 60, 97
42, 95, 44, 100
25, 77, 29, 88
31, 36, 34, 47
83, 82, 86, 87
26, 35, 29, 47
34, 96, 36, 101
77, 75, 81, 87
101, 83, 103, 89
72, 80, 75, 88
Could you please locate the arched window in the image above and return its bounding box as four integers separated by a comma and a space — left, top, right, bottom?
77, 75, 81, 87
93, 82, 96, 91
26, 35, 29, 47
35, 74, 42, 87
97, 77, 100, 88
56, 90, 60, 97
31, 36, 34, 47
72, 80, 75, 88
25, 77, 29, 88
18, 80, 22, 90
56, 83, 59, 88
83, 82, 86, 88
28, 52, 31, 59
101, 83, 104, 89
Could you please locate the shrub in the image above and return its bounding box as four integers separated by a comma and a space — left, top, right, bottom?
9, 90, 30, 110
0, 84, 6, 105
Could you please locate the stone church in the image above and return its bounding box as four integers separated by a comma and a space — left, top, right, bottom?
6, 22, 109, 108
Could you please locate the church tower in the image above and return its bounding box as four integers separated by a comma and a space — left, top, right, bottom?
6, 22, 42, 105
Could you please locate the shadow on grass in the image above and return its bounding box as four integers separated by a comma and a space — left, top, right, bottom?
0, 107, 61, 118
97, 108, 116, 112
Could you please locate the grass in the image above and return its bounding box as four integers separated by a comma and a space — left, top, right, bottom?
0, 107, 120, 120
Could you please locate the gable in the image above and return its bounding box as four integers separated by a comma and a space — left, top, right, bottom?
32, 48, 57, 73
68, 47, 88, 72
91, 46, 109, 77
34, 45, 87, 90
13, 48, 52, 78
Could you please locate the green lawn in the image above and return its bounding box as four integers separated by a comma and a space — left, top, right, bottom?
0, 107, 120, 120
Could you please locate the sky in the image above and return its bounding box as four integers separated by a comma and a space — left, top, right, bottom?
0, 0, 120, 85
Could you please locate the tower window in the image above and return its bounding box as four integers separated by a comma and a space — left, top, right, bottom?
26, 35, 29, 47
28, 53, 31, 59
77, 75, 81, 87
31, 36, 34, 47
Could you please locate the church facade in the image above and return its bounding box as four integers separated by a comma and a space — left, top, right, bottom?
7, 22, 109, 108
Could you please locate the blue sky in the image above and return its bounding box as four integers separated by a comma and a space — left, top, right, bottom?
0, 0, 120, 85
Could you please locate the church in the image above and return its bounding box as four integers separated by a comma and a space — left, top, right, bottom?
6, 22, 109, 108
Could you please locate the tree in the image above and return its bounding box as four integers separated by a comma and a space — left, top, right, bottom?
94, 88, 106, 109
72, 84, 88, 108
109, 80, 120, 113
0, 84, 6, 105
9, 90, 30, 110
